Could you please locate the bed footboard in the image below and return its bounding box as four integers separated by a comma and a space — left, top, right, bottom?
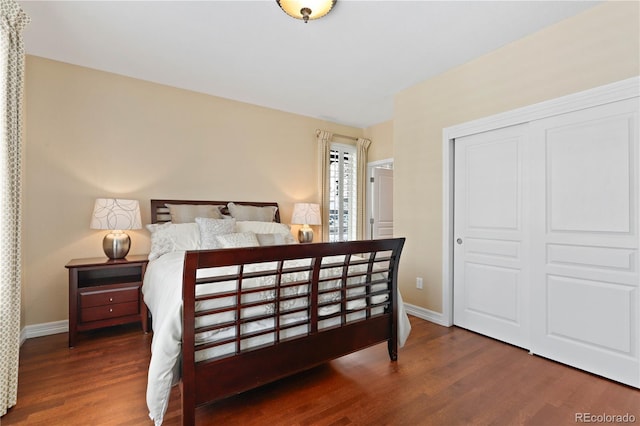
180, 238, 405, 426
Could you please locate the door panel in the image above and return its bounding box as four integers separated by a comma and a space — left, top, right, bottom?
464, 263, 519, 323
529, 98, 639, 387
453, 124, 530, 349
466, 139, 520, 230
546, 276, 633, 353
372, 167, 393, 239
546, 115, 632, 233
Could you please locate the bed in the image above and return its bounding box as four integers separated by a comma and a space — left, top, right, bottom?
142, 200, 409, 426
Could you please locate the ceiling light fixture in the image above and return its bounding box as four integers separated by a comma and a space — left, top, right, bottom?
276, 0, 337, 23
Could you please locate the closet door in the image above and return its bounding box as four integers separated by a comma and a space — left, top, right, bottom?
453, 124, 530, 349
529, 98, 639, 387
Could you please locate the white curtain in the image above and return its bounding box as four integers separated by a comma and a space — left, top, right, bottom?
0, 0, 28, 417
356, 137, 371, 240
316, 130, 333, 242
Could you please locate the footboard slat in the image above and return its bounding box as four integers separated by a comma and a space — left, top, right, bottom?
180, 238, 405, 426
194, 315, 392, 406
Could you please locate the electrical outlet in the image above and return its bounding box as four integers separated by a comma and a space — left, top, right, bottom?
416, 277, 423, 289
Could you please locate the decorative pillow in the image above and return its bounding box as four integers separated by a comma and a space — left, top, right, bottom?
165, 203, 224, 223
255, 233, 296, 246
215, 232, 260, 249
195, 217, 236, 250
146, 222, 201, 260
227, 202, 277, 222
146, 222, 174, 260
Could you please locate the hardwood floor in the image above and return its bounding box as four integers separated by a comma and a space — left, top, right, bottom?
3, 316, 638, 426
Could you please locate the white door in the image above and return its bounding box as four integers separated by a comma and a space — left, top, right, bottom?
453, 124, 530, 349
453, 97, 639, 388
529, 98, 639, 387
371, 167, 393, 239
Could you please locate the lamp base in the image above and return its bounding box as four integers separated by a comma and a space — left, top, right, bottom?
103, 231, 131, 259
298, 225, 314, 243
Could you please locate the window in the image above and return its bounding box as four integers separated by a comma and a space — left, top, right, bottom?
328, 143, 357, 242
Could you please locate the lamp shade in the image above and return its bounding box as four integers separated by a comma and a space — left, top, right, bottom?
291, 203, 321, 226
277, 0, 337, 23
90, 198, 142, 231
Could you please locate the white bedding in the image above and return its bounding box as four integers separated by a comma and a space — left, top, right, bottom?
142, 250, 411, 426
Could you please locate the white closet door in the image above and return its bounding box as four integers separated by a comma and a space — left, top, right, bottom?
453, 124, 530, 349
529, 98, 639, 387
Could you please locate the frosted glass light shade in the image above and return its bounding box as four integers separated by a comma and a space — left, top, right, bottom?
277, 0, 336, 23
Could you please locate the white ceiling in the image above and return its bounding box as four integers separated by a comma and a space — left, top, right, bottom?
19, 0, 600, 128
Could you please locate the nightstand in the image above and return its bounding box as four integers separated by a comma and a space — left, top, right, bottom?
66, 254, 149, 347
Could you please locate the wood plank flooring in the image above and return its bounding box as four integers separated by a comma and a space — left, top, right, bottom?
2, 316, 638, 426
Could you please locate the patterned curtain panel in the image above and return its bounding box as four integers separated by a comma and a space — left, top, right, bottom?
356, 138, 371, 240
316, 130, 333, 242
0, 0, 29, 416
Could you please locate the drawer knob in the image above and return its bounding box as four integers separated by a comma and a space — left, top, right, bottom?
109, 297, 113, 302
109, 308, 113, 313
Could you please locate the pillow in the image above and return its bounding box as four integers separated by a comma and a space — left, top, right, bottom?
165, 203, 224, 223
255, 233, 296, 246
227, 202, 277, 222
215, 232, 260, 249
146, 222, 200, 260
146, 222, 174, 260
195, 217, 236, 249
171, 223, 201, 250
236, 221, 292, 235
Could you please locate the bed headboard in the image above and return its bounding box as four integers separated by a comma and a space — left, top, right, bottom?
150, 199, 281, 224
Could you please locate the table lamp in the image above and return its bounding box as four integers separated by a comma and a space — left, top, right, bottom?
90, 198, 142, 259
291, 203, 321, 243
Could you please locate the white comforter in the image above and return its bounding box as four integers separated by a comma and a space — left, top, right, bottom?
142, 250, 411, 426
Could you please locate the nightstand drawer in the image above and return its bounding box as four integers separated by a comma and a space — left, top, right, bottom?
80, 286, 139, 308
80, 301, 139, 323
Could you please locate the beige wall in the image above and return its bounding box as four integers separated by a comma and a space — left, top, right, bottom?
364, 119, 393, 162
394, 1, 640, 313
23, 56, 362, 326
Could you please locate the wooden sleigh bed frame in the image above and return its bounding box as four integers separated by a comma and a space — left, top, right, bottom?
149, 200, 405, 425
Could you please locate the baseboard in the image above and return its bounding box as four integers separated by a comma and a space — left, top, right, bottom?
404, 303, 450, 327
20, 320, 68, 345
18, 304, 447, 346
19, 327, 27, 346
